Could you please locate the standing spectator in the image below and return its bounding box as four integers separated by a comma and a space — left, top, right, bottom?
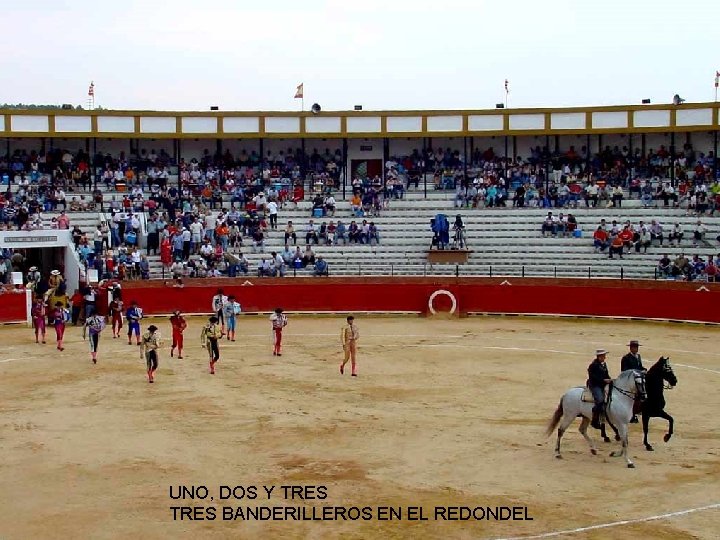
267, 199, 279, 230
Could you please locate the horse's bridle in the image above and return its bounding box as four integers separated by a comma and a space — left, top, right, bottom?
614, 370, 647, 401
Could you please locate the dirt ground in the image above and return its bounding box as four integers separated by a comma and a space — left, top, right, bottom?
0, 316, 718, 540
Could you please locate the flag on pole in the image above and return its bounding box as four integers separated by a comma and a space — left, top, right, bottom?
715, 71, 719, 88
504, 79, 509, 94
88, 81, 95, 97
294, 83, 304, 99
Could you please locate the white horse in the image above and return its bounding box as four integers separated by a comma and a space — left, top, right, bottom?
545, 370, 647, 468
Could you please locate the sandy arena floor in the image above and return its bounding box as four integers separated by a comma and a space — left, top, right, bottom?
0, 316, 718, 540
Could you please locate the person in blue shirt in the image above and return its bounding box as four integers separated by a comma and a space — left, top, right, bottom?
314, 257, 328, 276
126, 300, 143, 346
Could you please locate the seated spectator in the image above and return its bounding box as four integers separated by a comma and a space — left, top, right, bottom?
318, 222, 328, 245
280, 246, 294, 266
326, 221, 337, 245
252, 228, 264, 253
324, 194, 336, 216
618, 225, 634, 253
541, 212, 557, 237
608, 235, 624, 259
649, 220, 664, 246
705, 256, 718, 282
305, 220, 318, 245
634, 226, 651, 253
611, 185, 624, 208
690, 255, 706, 280
313, 256, 328, 277
257, 258, 272, 277
668, 223, 684, 246
335, 220, 347, 245
350, 193, 362, 216
593, 227, 609, 252
640, 181, 655, 208
566, 214, 578, 234
657, 254, 672, 277
302, 245, 316, 267
348, 221, 361, 243
659, 183, 678, 207
692, 220, 708, 247
368, 222, 380, 245
284, 221, 297, 246
672, 253, 690, 279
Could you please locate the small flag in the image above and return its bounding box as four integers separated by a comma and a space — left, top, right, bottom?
504, 79, 509, 94
294, 83, 303, 99
715, 71, 719, 88
88, 81, 95, 97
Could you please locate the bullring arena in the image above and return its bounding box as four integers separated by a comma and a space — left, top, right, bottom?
1, 278, 719, 539
2, 100, 720, 538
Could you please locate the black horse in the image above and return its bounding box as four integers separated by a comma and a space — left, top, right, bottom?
642, 356, 678, 451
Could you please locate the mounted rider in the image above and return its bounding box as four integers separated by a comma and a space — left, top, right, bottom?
621, 339, 645, 423
587, 348, 613, 429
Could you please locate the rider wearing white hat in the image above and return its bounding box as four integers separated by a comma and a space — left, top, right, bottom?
587, 349, 613, 429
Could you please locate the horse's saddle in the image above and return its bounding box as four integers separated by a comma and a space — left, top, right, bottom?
581, 386, 609, 403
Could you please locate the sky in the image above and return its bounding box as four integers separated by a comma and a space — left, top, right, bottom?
1, 0, 719, 112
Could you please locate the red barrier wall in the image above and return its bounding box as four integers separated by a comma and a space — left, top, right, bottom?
109, 278, 720, 324
0, 291, 27, 323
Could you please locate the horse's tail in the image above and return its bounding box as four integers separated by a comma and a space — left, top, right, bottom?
545, 399, 563, 437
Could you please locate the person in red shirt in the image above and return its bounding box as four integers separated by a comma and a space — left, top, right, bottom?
705, 256, 718, 282
618, 226, 634, 253
31, 297, 47, 344
49, 301, 68, 351
160, 237, 172, 269
108, 297, 124, 338
609, 235, 624, 259
270, 307, 288, 356
592, 227, 609, 252
170, 310, 187, 359
70, 289, 84, 325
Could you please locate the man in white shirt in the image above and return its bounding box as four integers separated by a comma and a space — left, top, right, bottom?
190, 220, 204, 254
267, 200, 278, 229
305, 220, 318, 245
204, 212, 217, 244
693, 220, 707, 247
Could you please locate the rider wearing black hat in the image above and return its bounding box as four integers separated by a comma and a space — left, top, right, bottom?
621, 340, 645, 422
588, 349, 613, 429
